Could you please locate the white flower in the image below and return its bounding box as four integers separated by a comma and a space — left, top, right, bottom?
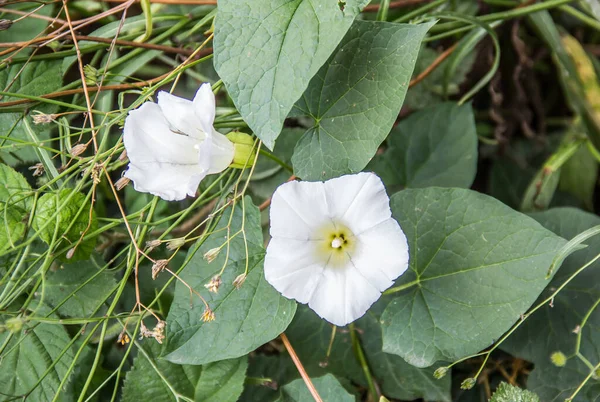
123, 83, 234, 201
264, 172, 409, 326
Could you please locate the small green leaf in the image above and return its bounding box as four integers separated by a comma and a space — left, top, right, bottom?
213, 0, 369, 149
43, 256, 116, 317
380, 187, 566, 367
501, 208, 600, 401
0, 202, 26, 253
0, 163, 32, 209
489, 383, 540, 402
164, 197, 296, 365
32, 189, 98, 262
369, 102, 477, 191
0, 320, 75, 400
122, 341, 247, 402
0, 61, 63, 165
275, 374, 354, 402
291, 20, 435, 180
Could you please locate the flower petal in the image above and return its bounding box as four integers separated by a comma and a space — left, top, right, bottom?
124, 162, 206, 201
323, 172, 392, 234
157, 91, 205, 139
264, 237, 324, 304
123, 102, 199, 165
193, 83, 216, 135
269, 180, 330, 240
206, 129, 234, 174
307, 262, 381, 326
350, 218, 410, 291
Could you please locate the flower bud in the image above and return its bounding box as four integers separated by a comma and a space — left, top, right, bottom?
460, 378, 476, 390
66, 248, 76, 259
115, 176, 130, 191
0, 19, 12, 31
84, 64, 99, 86
226, 132, 256, 169
550, 351, 567, 367
433, 366, 448, 379
5, 317, 24, 333
70, 143, 87, 157
233, 273, 247, 289
203, 247, 220, 264
166, 237, 186, 250
145, 239, 161, 252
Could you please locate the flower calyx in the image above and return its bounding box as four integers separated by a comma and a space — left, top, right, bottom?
226, 131, 256, 169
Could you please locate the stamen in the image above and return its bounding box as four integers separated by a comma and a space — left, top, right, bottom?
331, 237, 344, 249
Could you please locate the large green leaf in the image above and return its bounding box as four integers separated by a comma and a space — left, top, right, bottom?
0, 202, 26, 253
0, 321, 75, 401
275, 374, 354, 402
285, 304, 451, 401
369, 102, 477, 191
43, 256, 116, 317
213, 0, 368, 149
0, 60, 63, 165
291, 20, 434, 180
32, 189, 98, 262
380, 187, 566, 367
501, 208, 600, 401
122, 341, 247, 402
164, 197, 296, 365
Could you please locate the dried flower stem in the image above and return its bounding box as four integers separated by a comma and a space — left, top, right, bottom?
280, 333, 323, 402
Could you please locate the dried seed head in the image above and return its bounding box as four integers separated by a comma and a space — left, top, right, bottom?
70, 143, 87, 157
117, 331, 130, 345
151, 259, 168, 280
201, 308, 215, 322
166, 237, 186, 250
233, 273, 247, 289
115, 176, 130, 191
28, 163, 44, 177
204, 275, 222, 293
203, 247, 220, 264
145, 239, 161, 252
32, 112, 58, 125
0, 19, 13, 31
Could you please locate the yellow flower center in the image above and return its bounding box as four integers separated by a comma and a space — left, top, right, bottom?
314, 222, 356, 267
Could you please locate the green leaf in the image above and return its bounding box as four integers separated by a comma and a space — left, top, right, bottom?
0, 321, 75, 401
291, 20, 435, 180
369, 102, 477, 191
0, 60, 63, 166
501, 208, 600, 401
43, 256, 116, 317
122, 341, 247, 402
275, 374, 354, 402
285, 304, 451, 401
0, 4, 54, 45
213, 0, 369, 149
404, 47, 475, 110
380, 187, 566, 367
0, 202, 26, 253
241, 354, 297, 402
489, 383, 540, 402
32, 189, 98, 262
164, 197, 296, 365
0, 163, 32, 209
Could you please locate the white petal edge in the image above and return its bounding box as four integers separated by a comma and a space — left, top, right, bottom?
206, 129, 234, 174
323, 172, 393, 235
193, 83, 216, 135
124, 162, 206, 201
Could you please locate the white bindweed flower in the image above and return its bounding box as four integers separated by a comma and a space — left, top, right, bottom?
264, 172, 409, 326
123, 83, 234, 201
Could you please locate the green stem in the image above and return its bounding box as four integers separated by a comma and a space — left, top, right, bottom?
350, 323, 378, 400
383, 279, 420, 295
258, 148, 293, 173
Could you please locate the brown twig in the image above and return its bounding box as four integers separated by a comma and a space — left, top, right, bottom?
363, 0, 432, 12
280, 333, 323, 402
101, 0, 217, 4
409, 43, 458, 88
